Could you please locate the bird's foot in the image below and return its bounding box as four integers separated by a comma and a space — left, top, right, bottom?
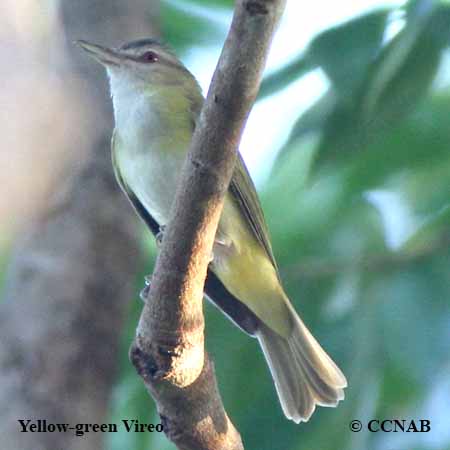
209, 236, 232, 266
155, 225, 166, 247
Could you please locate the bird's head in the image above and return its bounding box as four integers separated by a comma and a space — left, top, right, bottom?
77, 38, 203, 123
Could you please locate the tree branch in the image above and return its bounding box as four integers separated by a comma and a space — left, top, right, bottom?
130, 1, 286, 449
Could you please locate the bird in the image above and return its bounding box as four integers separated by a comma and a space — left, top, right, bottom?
78, 38, 347, 423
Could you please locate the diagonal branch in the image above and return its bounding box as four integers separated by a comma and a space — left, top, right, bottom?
129, 1, 286, 449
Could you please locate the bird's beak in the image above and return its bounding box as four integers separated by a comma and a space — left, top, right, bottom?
76, 40, 123, 67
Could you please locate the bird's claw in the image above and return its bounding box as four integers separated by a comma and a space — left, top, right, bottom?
139, 274, 153, 302
155, 225, 166, 247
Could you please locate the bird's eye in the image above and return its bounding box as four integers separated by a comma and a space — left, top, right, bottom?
140, 51, 158, 63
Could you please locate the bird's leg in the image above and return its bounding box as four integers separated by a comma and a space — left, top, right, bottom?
139, 274, 153, 302
155, 224, 166, 247
142, 228, 226, 298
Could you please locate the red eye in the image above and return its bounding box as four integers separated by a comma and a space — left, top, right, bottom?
140, 51, 158, 63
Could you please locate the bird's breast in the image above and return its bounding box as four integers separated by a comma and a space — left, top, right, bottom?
112, 90, 197, 225
114, 122, 189, 226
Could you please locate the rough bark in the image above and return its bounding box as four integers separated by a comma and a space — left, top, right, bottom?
130, 1, 286, 449
0, 2, 158, 450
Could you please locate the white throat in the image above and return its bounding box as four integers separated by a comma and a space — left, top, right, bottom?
108, 71, 155, 133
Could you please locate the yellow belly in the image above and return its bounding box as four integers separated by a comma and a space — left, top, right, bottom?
213, 196, 292, 337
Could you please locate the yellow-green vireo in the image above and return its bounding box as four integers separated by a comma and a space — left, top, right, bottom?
78, 38, 347, 423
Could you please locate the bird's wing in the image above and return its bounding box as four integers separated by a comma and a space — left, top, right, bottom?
229, 153, 278, 272
187, 94, 276, 270
111, 131, 260, 336
112, 131, 160, 234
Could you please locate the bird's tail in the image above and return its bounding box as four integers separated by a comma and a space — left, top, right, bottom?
255, 302, 347, 423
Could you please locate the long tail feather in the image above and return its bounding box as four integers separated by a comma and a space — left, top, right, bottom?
256, 303, 347, 423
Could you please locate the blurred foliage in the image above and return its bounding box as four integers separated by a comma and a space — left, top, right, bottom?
161, 0, 230, 50
105, 0, 450, 449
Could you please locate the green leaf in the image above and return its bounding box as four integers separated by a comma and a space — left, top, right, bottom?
260, 8, 391, 101
359, 1, 441, 120
258, 53, 315, 99
287, 88, 338, 143
307, 8, 390, 99
342, 93, 450, 195
161, 1, 227, 51
312, 2, 449, 165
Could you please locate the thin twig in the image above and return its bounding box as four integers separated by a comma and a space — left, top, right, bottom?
283, 233, 450, 280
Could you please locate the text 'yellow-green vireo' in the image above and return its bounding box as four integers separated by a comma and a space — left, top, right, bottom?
78, 38, 347, 423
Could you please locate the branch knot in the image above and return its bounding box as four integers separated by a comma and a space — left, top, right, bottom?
131, 327, 205, 388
